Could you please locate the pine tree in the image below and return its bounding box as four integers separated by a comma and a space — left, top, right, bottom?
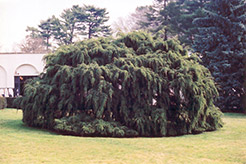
193, 0, 246, 111
178, 0, 210, 46
134, 0, 209, 46
137, 0, 178, 40
26, 5, 111, 49
82, 5, 111, 39
17, 31, 223, 137
38, 17, 54, 51
49, 6, 86, 46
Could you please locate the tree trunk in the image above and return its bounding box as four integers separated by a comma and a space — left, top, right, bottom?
88, 28, 92, 39
164, 0, 168, 41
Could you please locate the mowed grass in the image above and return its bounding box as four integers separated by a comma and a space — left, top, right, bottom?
0, 109, 246, 164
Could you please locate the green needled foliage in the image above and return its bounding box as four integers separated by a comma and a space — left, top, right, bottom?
193, 0, 246, 112
18, 31, 223, 137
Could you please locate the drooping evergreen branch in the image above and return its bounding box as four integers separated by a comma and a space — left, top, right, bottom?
18, 31, 223, 137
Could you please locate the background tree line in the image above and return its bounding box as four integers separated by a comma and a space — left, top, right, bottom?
20, 0, 246, 113
114, 0, 210, 47
20, 5, 111, 53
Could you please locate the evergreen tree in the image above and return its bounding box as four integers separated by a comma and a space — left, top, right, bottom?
51, 5, 87, 45
38, 17, 54, 51
137, 0, 176, 40
25, 5, 111, 49
193, 0, 246, 111
26, 26, 41, 39
135, 0, 209, 46
178, 0, 210, 46
82, 5, 111, 39
17, 31, 223, 137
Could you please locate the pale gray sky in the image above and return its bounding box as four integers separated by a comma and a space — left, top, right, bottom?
0, 0, 153, 52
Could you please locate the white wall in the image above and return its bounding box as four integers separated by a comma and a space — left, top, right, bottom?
0, 53, 46, 96
0, 65, 7, 87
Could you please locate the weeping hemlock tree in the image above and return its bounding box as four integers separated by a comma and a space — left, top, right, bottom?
18, 31, 223, 137
193, 0, 246, 111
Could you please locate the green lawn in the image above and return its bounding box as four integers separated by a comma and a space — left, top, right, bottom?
0, 109, 245, 164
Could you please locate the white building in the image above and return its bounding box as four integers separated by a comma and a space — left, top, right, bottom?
0, 53, 46, 97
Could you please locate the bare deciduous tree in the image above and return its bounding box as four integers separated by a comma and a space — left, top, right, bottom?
19, 36, 47, 53
112, 6, 150, 34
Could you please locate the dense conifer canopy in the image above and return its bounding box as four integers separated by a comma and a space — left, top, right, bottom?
193, 0, 246, 111
18, 31, 223, 137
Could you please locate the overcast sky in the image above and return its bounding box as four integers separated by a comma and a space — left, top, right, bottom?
0, 0, 153, 52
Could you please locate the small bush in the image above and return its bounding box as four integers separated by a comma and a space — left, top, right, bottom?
0, 96, 7, 109
6, 98, 17, 108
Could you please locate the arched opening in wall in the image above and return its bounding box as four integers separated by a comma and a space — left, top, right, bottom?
14, 64, 40, 96
0, 65, 7, 96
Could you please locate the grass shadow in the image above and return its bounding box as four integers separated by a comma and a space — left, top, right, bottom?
0, 118, 57, 136
223, 113, 246, 119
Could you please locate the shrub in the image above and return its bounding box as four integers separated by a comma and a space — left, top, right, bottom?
18, 31, 223, 137
6, 97, 17, 108
0, 96, 7, 109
